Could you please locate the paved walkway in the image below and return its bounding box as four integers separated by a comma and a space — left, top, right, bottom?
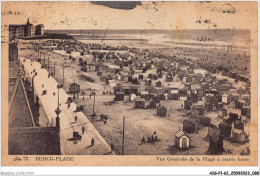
20, 57, 114, 155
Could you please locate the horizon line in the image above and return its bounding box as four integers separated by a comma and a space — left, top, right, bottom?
44, 28, 250, 31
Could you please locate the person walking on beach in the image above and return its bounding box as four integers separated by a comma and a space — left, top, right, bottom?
111, 143, 114, 153
91, 138, 95, 146
82, 126, 85, 134
75, 116, 77, 122
141, 137, 145, 143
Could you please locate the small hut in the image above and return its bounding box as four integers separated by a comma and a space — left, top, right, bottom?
113, 86, 122, 94
174, 130, 190, 149
191, 104, 204, 118
157, 105, 167, 117
218, 122, 232, 138
129, 93, 137, 101
229, 112, 239, 121
235, 100, 247, 109
232, 129, 247, 143
69, 83, 80, 93
199, 116, 211, 126
234, 121, 244, 131
218, 108, 228, 118
208, 135, 224, 154
134, 97, 145, 109
183, 100, 192, 110
183, 119, 199, 133
169, 93, 179, 100
140, 91, 150, 100
241, 106, 250, 118
114, 91, 124, 101
156, 81, 161, 87
145, 99, 157, 109
208, 123, 220, 138
204, 102, 213, 112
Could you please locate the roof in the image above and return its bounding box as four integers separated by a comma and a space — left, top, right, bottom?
193, 104, 204, 109
9, 77, 35, 128
116, 91, 124, 95
222, 94, 229, 97
9, 24, 25, 28
223, 116, 229, 120
141, 91, 149, 95
232, 129, 243, 134
184, 118, 199, 124
37, 24, 44, 27
229, 112, 238, 116
104, 63, 120, 69
134, 97, 145, 102
70, 82, 80, 86
210, 135, 222, 143
9, 127, 60, 155
113, 86, 122, 89
242, 106, 250, 109
218, 122, 231, 128
210, 121, 220, 127
234, 120, 243, 125
130, 86, 138, 89
201, 116, 210, 119
174, 130, 189, 138
157, 105, 166, 110
237, 99, 246, 103
210, 88, 217, 91
206, 94, 214, 97
9, 61, 35, 128
219, 107, 227, 112
170, 89, 178, 94
108, 80, 115, 83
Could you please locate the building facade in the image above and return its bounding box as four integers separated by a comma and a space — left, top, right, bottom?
9, 18, 44, 41
36, 24, 44, 35
8, 55, 60, 155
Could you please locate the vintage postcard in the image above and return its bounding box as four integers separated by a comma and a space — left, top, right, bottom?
1, 1, 258, 166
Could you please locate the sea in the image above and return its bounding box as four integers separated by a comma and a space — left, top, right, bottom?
45, 29, 251, 49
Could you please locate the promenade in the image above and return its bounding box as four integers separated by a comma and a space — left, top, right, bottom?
20, 57, 114, 155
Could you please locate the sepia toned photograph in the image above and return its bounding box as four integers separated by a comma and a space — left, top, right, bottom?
1, 1, 258, 166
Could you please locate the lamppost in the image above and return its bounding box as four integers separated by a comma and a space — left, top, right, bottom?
48, 57, 50, 70
53, 62, 56, 78
122, 116, 125, 155
62, 59, 66, 86
91, 89, 96, 117
73, 78, 76, 99
70, 67, 79, 98
63, 64, 65, 86
44, 53, 46, 66
55, 84, 62, 130
31, 72, 37, 103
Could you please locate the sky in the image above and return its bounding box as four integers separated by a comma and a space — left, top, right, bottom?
1, 1, 258, 31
